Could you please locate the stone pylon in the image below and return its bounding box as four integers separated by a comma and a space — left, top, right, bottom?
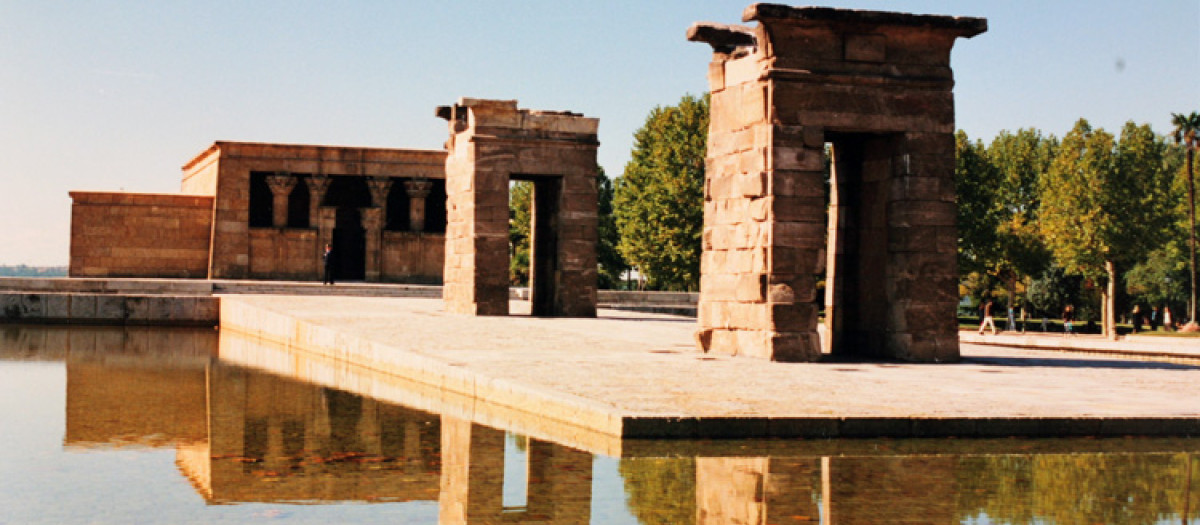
689, 5, 986, 362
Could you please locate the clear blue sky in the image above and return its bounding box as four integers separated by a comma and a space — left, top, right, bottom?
1, 1, 1196, 265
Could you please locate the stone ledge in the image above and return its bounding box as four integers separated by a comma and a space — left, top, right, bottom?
0, 292, 218, 326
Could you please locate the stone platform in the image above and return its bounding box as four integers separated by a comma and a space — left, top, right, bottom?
218, 295, 1200, 451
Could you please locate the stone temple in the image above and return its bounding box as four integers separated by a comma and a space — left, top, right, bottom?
70, 142, 448, 282
66, 3, 985, 363
689, 4, 986, 362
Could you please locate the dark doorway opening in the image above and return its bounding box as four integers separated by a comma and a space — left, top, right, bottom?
824, 132, 900, 358
325, 176, 371, 281
512, 174, 562, 316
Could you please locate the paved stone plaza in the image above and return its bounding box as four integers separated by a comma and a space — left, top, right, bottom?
219, 294, 1200, 443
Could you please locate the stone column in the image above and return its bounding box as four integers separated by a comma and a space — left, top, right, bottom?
265, 173, 297, 228
306, 175, 331, 228
361, 207, 383, 282
404, 178, 433, 232
366, 177, 392, 227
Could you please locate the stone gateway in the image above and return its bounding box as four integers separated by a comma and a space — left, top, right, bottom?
689, 4, 986, 362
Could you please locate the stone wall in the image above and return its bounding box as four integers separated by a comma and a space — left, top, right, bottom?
181, 143, 220, 196
438, 98, 599, 316
69, 192, 214, 278
381, 232, 444, 283
689, 6, 984, 362
190, 141, 446, 280
247, 228, 319, 279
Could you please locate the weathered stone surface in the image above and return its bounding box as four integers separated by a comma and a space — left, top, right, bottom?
439, 98, 599, 317
72, 142, 448, 284
693, 5, 983, 362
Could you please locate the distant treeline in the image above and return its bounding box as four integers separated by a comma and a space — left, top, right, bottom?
0, 265, 67, 277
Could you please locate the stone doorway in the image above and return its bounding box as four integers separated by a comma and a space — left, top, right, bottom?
332, 207, 365, 281
823, 133, 903, 358
325, 176, 372, 281
437, 98, 600, 318
512, 175, 564, 316
689, 5, 985, 362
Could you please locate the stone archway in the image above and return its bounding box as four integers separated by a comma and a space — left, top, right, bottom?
689, 5, 986, 362
436, 99, 600, 317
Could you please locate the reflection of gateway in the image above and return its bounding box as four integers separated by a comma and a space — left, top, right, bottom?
37, 324, 1200, 524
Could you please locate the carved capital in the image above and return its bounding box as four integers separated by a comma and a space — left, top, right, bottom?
366, 177, 392, 208
265, 172, 298, 196
306, 175, 331, 199
404, 178, 433, 199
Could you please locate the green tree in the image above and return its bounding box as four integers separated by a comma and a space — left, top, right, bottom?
596, 167, 629, 289
985, 129, 1056, 310
613, 94, 708, 291
1038, 119, 1174, 338
509, 181, 533, 285
1171, 111, 1200, 325
954, 130, 1000, 278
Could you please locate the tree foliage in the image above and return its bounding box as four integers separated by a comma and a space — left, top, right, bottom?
596, 167, 629, 289
508, 181, 532, 285
613, 94, 709, 291
1037, 119, 1176, 336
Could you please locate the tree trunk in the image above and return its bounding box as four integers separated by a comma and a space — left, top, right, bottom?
1189, 148, 1197, 324
1104, 260, 1118, 340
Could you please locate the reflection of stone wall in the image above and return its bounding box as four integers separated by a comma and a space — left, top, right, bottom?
828, 456, 957, 524
696, 457, 820, 525
68, 192, 213, 278
66, 363, 208, 447
195, 364, 442, 504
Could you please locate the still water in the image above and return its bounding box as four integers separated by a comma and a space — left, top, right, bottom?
1, 325, 1197, 525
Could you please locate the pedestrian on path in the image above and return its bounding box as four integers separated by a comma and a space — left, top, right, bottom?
978, 299, 997, 335
1132, 305, 1143, 333
1006, 305, 1016, 332
1062, 304, 1076, 337
1164, 306, 1174, 331
1150, 306, 1160, 331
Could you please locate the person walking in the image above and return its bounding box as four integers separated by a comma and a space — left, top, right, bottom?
978, 299, 997, 335
322, 243, 335, 285
1164, 306, 1174, 331
1062, 304, 1076, 337
1131, 305, 1143, 334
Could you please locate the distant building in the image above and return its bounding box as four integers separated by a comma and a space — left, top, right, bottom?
69, 141, 447, 283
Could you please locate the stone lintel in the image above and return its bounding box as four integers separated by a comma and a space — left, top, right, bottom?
438, 98, 598, 136
743, 4, 987, 38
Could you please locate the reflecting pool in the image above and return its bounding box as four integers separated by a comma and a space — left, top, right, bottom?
1, 325, 1198, 524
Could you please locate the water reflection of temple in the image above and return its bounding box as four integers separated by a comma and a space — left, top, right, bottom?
47, 325, 1197, 524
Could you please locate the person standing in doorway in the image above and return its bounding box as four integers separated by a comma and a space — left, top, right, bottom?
978, 299, 997, 335
322, 243, 335, 285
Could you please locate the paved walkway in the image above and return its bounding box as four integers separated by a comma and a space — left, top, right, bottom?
216, 295, 1200, 444
960, 330, 1200, 361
